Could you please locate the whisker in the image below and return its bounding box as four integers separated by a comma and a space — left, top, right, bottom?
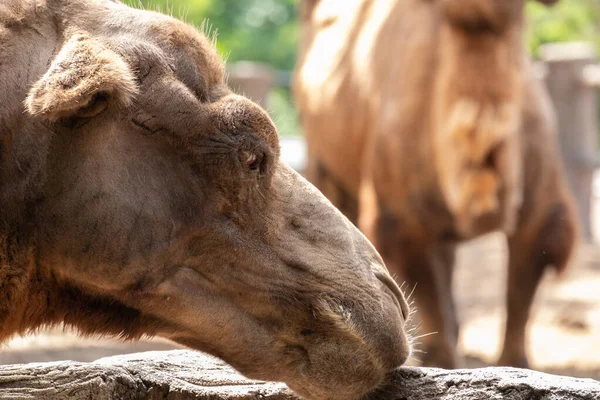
407, 283, 418, 301
413, 331, 438, 339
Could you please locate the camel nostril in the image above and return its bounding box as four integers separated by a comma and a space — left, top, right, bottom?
374, 270, 409, 320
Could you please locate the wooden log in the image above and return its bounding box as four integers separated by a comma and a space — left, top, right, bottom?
540, 42, 600, 242
0, 350, 598, 399
0, 350, 293, 400
368, 366, 600, 400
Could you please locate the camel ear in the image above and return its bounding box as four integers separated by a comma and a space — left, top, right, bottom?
26, 34, 138, 119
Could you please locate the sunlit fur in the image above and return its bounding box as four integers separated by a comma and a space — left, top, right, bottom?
294, 0, 577, 369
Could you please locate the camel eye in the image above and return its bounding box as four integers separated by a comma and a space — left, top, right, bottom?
241, 150, 264, 174
246, 152, 259, 170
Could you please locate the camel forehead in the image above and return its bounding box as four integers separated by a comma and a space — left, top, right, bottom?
141, 14, 225, 84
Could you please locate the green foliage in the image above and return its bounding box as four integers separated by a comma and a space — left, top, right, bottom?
526, 0, 600, 57
125, 0, 299, 70
205, 0, 298, 70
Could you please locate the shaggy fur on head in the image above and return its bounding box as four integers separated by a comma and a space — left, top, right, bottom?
26, 34, 138, 119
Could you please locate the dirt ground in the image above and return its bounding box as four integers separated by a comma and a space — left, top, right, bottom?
1, 192, 599, 382
454, 233, 600, 380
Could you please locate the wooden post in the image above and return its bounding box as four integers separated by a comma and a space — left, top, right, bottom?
540, 42, 600, 243
226, 61, 276, 109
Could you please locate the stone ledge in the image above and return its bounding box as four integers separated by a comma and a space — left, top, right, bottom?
0, 350, 598, 399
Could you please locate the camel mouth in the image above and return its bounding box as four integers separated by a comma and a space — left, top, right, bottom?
273, 292, 411, 400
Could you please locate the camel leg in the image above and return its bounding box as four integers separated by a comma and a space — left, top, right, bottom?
433, 243, 459, 352
498, 201, 576, 368
409, 241, 460, 368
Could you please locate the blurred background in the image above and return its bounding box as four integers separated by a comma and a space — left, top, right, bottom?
133, 0, 600, 140
2, 0, 600, 382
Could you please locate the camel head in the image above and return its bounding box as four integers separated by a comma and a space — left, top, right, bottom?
0, 0, 410, 398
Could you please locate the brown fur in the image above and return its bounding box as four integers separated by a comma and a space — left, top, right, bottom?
294, 0, 577, 369
0, 1, 412, 398
27, 33, 139, 119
